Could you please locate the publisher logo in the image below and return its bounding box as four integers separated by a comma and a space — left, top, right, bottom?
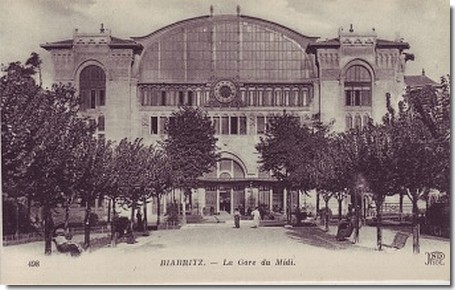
425, 251, 445, 266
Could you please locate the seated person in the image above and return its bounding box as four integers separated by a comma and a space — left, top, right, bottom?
53, 228, 83, 256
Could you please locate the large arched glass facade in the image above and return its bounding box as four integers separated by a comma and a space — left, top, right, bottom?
138, 17, 316, 83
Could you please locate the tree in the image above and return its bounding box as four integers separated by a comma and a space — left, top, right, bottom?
113, 138, 147, 231
356, 122, 396, 251
322, 130, 364, 242
163, 106, 218, 223
388, 83, 449, 254
1, 54, 95, 254
256, 113, 331, 222
403, 78, 450, 194
75, 137, 114, 249
145, 150, 173, 227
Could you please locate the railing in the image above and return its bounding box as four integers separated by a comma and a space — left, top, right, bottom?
3, 225, 110, 246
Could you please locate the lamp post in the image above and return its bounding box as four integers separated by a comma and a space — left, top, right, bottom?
353, 188, 360, 243
353, 174, 366, 244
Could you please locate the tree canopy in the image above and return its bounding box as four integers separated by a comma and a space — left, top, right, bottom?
163, 106, 219, 191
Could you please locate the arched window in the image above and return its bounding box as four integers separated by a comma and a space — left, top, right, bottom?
204, 158, 246, 179
363, 114, 370, 127
98, 115, 105, 131
344, 65, 372, 107
79, 65, 106, 110
345, 114, 353, 130
354, 115, 362, 129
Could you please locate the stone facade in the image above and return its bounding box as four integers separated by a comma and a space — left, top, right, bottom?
41, 15, 413, 218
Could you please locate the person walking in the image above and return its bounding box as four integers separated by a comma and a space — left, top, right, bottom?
251, 207, 261, 228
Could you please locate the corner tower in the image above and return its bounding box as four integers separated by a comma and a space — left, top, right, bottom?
308, 25, 412, 131
41, 25, 143, 141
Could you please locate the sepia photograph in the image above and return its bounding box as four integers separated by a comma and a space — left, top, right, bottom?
0, 0, 450, 285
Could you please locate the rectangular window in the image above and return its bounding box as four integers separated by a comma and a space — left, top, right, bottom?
354, 90, 361, 106
160, 91, 167, 106
143, 91, 149, 106
99, 90, 105, 106
168, 116, 175, 130
164, 91, 171, 106
345, 90, 352, 106
213, 116, 220, 135
188, 91, 194, 106
151, 91, 160, 106
150, 116, 158, 134
178, 91, 184, 106
90, 90, 96, 108
159, 117, 167, 134
284, 90, 290, 106
257, 90, 263, 106
361, 90, 371, 106
239, 116, 247, 135
221, 116, 229, 135
98, 115, 105, 131
88, 118, 96, 128
205, 91, 210, 105
290, 90, 298, 106
257, 116, 265, 134
249, 90, 256, 106
302, 90, 308, 106
240, 90, 247, 105
275, 90, 282, 106
230, 117, 238, 135
264, 90, 272, 106
197, 91, 204, 106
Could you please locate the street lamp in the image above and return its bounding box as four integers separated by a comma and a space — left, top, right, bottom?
353, 174, 366, 244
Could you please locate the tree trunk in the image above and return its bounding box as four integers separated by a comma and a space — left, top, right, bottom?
412, 197, 420, 254
26, 194, 32, 233
375, 199, 383, 251
324, 199, 329, 231
338, 197, 343, 221
84, 201, 92, 249
43, 203, 53, 255
156, 195, 161, 226
316, 191, 320, 219
110, 198, 116, 246
131, 201, 136, 231
181, 191, 187, 225
143, 200, 148, 232
64, 202, 70, 234
425, 195, 429, 213
107, 198, 111, 224
15, 197, 20, 238
287, 189, 292, 224
399, 192, 404, 222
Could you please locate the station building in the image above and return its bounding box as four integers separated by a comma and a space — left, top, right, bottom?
41, 12, 425, 218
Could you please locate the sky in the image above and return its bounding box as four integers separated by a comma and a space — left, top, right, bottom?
0, 0, 450, 87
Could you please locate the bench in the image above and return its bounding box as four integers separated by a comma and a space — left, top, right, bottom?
383, 232, 410, 249
52, 239, 83, 257
336, 221, 354, 241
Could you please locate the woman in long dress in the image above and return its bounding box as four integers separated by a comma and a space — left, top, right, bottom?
251, 207, 261, 228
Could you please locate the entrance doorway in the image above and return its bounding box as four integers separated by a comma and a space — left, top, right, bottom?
219, 190, 231, 213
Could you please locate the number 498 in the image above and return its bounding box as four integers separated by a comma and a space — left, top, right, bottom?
28, 260, 40, 267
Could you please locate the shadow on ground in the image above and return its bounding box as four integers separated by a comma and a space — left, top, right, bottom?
285, 226, 356, 251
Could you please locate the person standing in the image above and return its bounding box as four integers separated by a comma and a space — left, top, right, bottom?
234, 208, 241, 228
251, 207, 261, 228
136, 209, 143, 231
